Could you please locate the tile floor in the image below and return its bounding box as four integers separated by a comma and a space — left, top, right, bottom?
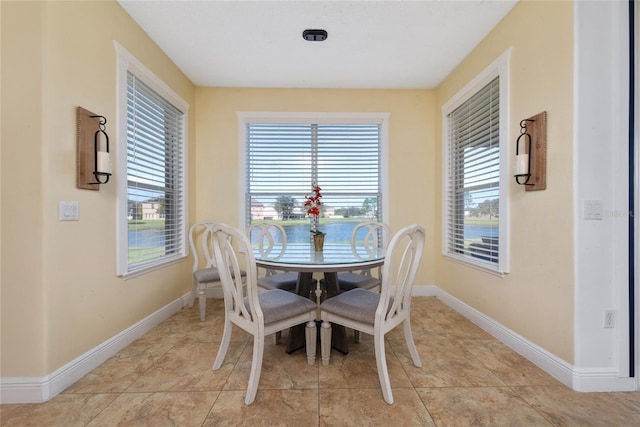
2, 297, 640, 426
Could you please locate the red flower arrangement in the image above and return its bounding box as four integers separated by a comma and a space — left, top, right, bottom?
304, 182, 325, 235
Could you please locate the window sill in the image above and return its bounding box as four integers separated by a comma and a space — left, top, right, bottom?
119, 255, 187, 280
444, 253, 506, 278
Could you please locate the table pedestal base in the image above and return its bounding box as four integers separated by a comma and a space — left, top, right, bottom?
285, 321, 348, 355
285, 271, 349, 354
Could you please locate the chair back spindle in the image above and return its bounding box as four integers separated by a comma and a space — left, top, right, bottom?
378, 225, 425, 324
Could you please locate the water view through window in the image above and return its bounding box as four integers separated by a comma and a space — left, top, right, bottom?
128, 220, 497, 250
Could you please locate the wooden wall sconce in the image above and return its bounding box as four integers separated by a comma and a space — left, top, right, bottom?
76, 107, 112, 190
513, 111, 547, 191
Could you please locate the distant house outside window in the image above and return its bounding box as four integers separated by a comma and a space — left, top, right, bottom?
442, 50, 510, 274
116, 43, 188, 277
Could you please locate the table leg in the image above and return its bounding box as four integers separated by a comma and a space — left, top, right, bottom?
286, 272, 315, 354
285, 271, 349, 355
322, 272, 349, 354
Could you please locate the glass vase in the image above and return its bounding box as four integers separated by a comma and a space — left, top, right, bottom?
313, 233, 325, 252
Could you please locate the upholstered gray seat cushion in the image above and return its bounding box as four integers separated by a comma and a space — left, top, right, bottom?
335, 272, 381, 291
320, 288, 381, 324
246, 289, 316, 325
194, 267, 246, 283
258, 272, 318, 292
258, 272, 299, 291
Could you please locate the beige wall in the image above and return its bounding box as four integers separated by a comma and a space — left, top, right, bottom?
1, 0, 578, 382
1, 0, 47, 377
434, 1, 575, 362
1, 1, 195, 376
195, 88, 437, 286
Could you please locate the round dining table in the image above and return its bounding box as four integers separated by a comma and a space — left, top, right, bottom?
254, 242, 385, 354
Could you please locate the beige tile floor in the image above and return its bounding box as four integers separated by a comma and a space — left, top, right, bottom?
2, 296, 640, 426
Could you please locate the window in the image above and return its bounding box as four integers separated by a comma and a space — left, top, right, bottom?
240, 113, 388, 244
116, 43, 188, 276
443, 50, 510, 274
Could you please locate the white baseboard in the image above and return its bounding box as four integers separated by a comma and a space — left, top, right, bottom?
431, 288, 575, 387
205, 287, 224, 299
411, 284, 439, 297
0, 294, 188, 404
423, 286, 637, 393
2, 286, 636, 403
571, 367, 637, 392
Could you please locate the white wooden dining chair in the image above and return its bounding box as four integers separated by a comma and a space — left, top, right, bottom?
248, 222, 318, 345
211, 223, 317, 405
247, 222, 312, 293
189, 221, 248, 321
319, 221, 390, 342
319, 224, 425, 404
321, 221, 390, 293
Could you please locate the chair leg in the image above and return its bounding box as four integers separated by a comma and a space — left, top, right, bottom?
354, 330, 360, 343
275, 331, 282, 345
245, 334, 265, 405
212, 315, 233, 370
199, 283, 207, 321
188, 279, 197, 308
374, 333, 393, 404
320, 320, 332, 365
403, 318, 422, 367
305, 320, 317, 365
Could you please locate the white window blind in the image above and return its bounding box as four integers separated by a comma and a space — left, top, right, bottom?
446, 76, 501, 266
246, 122, 382, 240
125, 71, 186, 273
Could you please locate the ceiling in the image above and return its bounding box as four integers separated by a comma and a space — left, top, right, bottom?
118, 0, 517, 89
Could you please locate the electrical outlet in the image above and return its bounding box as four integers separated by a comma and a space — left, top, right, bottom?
604, 310, 615, 328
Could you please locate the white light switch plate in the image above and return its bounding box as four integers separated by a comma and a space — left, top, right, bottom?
583, 200, 603, 220
59, 201, 79, 221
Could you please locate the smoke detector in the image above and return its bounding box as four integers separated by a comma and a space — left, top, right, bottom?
302, 29, 328, 42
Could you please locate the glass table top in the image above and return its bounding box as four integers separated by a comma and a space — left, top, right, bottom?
253, 242, 385, 271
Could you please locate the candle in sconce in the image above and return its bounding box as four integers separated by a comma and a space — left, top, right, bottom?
514, 154, 529, 175
96, 151, 112, 174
